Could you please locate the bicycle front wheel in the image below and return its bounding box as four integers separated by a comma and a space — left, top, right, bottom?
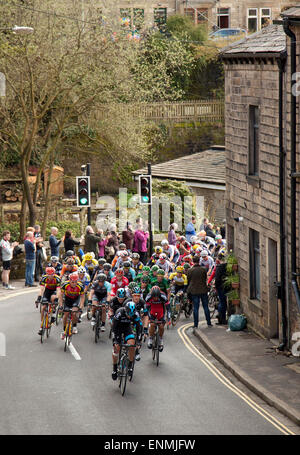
46, 313, 51, 338
86, 304, 92, 321
40, 316, 46, 344
95, 311, 100, 343
156, 331, 160, 367
120, 355, 128, 396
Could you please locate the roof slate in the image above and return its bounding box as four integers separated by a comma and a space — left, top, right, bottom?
282, 5, 300, 17
221, 24, 286, 57
133, 147, 225, 185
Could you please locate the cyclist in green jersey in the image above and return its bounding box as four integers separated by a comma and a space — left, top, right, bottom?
150, 269, 170, 300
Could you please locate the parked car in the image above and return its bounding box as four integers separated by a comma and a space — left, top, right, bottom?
209, 28, 247, 40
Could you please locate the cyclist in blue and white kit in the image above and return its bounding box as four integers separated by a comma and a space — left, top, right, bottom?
88, 273, 111, 332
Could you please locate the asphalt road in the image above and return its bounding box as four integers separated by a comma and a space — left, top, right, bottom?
0, 290, 286, 435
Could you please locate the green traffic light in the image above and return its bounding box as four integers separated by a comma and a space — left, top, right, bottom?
142, 196, 149, 202
80, 197, 88, 205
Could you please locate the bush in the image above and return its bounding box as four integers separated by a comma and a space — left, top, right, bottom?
0, 220, 81, 242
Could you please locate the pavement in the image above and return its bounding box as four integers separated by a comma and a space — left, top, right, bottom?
0, 279, 38, 300
193, 321, 300, 427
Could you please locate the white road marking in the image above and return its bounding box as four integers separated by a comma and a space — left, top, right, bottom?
68, 342, 82, 361
0, 288, 38, 302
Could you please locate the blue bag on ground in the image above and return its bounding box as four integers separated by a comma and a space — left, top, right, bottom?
228, 314, 247, 331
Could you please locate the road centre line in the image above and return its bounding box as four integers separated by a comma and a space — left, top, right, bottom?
178, 323, 295, 436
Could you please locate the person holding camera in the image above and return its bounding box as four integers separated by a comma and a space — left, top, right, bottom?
0, 230, 19, 290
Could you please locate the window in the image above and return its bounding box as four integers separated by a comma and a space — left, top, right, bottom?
249, 229, 260, 300
249, 105, 259, 176
248, 8, 258, 33
154, 8, 167, 28
217, 8, 230, 28
120, 8, 144, 31
133, 8, 144, 31
184, 8, 208, 25
261, 8, 271, 28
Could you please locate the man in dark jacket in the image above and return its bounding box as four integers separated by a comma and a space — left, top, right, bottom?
84, 226, 102, 258
214, 252, 228, 325
187, 256, 212, 328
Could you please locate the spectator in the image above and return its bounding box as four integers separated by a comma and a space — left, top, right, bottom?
133, 223, 149, 265
214, 253, 228, 325
168, 223, 178, 246
97, 229, 110, 258
199, 217, 209, 232
63, 230, 80, 254
187, 256, 212, 328
0, 230, 19, 290
84, 225, 102, 257
122, 222, 135, 252
49, 227, 61, 258
205, 223, 216, 239
34, 225, 44, 282
24, 231, 37, 287
106, 225, 119, 258
185, 216, 197, 243
220, 219, 226, 239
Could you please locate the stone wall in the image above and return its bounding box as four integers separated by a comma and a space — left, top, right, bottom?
224, 59, 281, 340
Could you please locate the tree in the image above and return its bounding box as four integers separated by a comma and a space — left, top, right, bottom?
0, 1, 194, 238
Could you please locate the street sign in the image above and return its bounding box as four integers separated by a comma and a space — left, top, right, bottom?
76, 176, 91, 207
138, 174, 152, 205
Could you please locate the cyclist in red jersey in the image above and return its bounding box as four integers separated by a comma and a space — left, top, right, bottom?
59, 272, 84, 338
110, 268, 129, 297
37, 267, 61, 335
144, 286, 170, 352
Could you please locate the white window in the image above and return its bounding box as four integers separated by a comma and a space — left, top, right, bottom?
247, 8, 258, 33
260, 8, 271, 28
217, 8, 230, 28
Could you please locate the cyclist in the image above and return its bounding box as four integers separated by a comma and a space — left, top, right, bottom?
161, 239, 180, 264
77, 265, 91, 322
140, 275, 151, 300
149, 264, 160, 281
37, 267, 61, 335
89, 273, 111, 331
115, 250, 132, 270
134, 265, 151, 284
60, 258, 78, 283
103, 262, 115, 283
199, 230, 215, 251
151, 269, 170, 300
108, 287, 127, 322
176, 236, 191, 259
169, 266, 188, 295
111, 244, 127, 270
59, 272, 85, 338
124, 286, 148, 361
122, 261, 136, 283
111, 301, 143, 380
91, 258, 106, 281
46, 256, 62, 275
64, 250, 81, 266
155, 253, 173, 275
131, 253, 143, 276
200, 250, 214, 275
110, 268, 129, 297
147, 246, 163, 267
81, 252, 98, 276
211, 235, 227, 258
145, 286, 170, 352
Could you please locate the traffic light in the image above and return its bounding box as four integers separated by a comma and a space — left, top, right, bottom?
138, 174, 152, 205
76, 176, 91, 207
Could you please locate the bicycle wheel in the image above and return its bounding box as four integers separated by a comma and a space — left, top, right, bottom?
208, 291, 217, 318
64, 323, 69, 352
156, 330, 160, 367
120, 354, 128, 396
152, 330, 157, 361
129, 351, 136, 382
86, 304, 92, 321
40, 315, 46, 344
56, 306, 62, 326
95, 311, 100, 343
46, 313, 51, 338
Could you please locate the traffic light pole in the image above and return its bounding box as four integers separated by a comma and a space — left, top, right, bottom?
148, 162, 153, 254
87, 162, 91, 226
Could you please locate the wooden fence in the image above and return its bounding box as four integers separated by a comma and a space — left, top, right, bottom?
95, 99, 224, 123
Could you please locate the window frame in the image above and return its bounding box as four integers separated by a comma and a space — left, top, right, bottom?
217, 7, 230, 28
249, 229, 261, 301
248, 105, 260, 176
247, 7, 258, 33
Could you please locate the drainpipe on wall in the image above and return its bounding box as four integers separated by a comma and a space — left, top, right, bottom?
277, 52, 288, 350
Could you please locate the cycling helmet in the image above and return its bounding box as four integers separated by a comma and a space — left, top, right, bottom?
132, 286, 142, 295
199, 230, 206, 237
161, 239, 169, 246
84, 253, 93, 261
157, 269, 165, 276
103, 263, 112, 271
123, 261, 131, 268
190, 236, 198, 244
115, 268, 124, 276
215, 235, 222, 240
124, 301, 136, 317
183, 263, 191, 270
66, 250, 74, 257
218, 252, 226, 260
201, 250, 208, 257
121, 250, 129, 257
132, 253, 140, 259
142, 266, 150, 272
192, 244, 199, 251
96, 273, 107, 282
116, 288, 126, 299
159, 253, 167, 260
69, 273, 79, 282
50, 256, 59, 262
183, 255, 192, 262
154, 246, 163, 254
141, 275, 150, 283
119, 243, 126, 250
98, 258, 106, 265
151, 264, 159, 272
46, 267, 55, 275
77, 266, 86, 274
128, 281, 137, 291
151, 286, 161, 299
176, 266, 184, 273
178, 236, 186, 242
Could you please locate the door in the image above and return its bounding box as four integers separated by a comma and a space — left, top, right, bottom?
268, 238, 278, 339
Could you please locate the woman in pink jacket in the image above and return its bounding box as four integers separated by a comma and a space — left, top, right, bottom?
133, 223, 149, 265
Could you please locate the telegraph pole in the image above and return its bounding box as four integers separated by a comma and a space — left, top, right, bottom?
148, 162, 153, 253
87, 162, 91, 226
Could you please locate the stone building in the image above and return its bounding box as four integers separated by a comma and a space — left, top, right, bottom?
221, 13, 300, 349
